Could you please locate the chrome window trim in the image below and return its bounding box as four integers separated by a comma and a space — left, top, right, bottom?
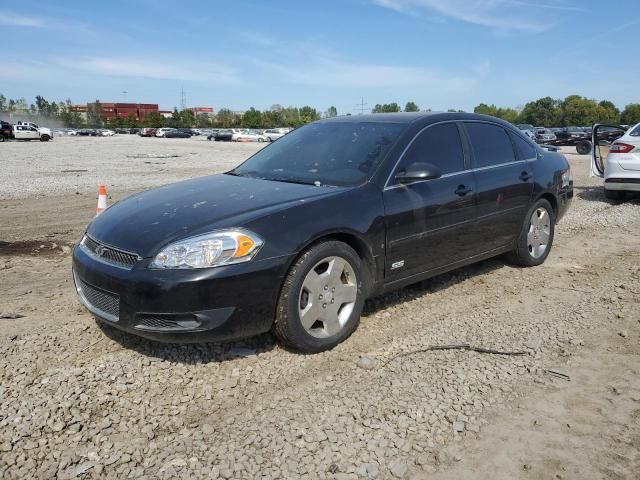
383, 120, 467, 189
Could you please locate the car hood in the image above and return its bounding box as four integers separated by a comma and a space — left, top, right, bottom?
87, 174, 345, 256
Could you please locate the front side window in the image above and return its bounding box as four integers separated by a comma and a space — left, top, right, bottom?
465, 123, 516, 168
232, 121, 405, 187
396, 123, 465, 177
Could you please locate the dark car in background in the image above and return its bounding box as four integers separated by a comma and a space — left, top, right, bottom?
77, 129, 99, 136
0, 120, 13, 141
207, 129, 233, 141
72, 112, 573, 353
165, 129, 192, 138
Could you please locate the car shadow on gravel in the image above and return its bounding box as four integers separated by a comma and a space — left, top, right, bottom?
96, 320, 277, 364
363, 258, 505, 316
575, 185, 640, 203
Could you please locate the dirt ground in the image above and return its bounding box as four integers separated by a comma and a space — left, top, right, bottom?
0, 136, 639, 479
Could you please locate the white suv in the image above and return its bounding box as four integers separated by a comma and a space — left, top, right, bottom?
592, 123, 640, 200
13, 123, 53, 141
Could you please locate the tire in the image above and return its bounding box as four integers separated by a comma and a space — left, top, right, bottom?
506, 198, 555, 267
267, 137, 273, 142
40, 135, 50, 142
0, 135, 5, 142
258, 138, 264, 143
274, 241, 365, 353
604, 189, 625, 201
576, 140, 591, 155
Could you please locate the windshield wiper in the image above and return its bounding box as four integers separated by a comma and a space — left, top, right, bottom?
262, 177, 320, 186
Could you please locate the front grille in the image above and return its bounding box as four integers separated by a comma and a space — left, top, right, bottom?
76, 275, 120, 321
83, 236, 139, 267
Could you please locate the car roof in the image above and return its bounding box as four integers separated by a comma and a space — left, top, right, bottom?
319, 111, 511, 126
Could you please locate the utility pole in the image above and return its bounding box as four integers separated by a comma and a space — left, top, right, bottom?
180, 87, 186, 112
355, 97, 368, 115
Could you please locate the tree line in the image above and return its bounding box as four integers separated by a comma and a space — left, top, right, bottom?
1, 93, 640, 129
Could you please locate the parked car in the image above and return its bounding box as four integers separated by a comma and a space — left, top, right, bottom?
0, 121, 13, 141
72, 112, 573, 353
164, 129, 191, 138
13, 123, 53, 141
235, 131, 267, 142
263, 128, 288, 142
138, 128, 157, 137
535, 128, 556, 143
591, 123, 638, 200
207, 129, 233, 142
99, 129, 115, 137
155, 128, 176, 137
77, 129, 99, 136
516, 124, 537, 142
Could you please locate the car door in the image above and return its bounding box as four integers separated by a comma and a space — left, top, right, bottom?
13, 125, 27, 139
591, 124, 627, 177
462, 122, 534, 252
27, 126, 38, 139
383, 122, 477, 283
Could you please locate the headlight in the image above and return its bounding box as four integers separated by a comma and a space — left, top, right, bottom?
150, 229, 263, 269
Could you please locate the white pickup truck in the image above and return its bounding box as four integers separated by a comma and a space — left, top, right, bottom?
13, 121, 53, 141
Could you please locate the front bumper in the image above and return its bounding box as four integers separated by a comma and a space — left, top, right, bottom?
72, 243, 292, 343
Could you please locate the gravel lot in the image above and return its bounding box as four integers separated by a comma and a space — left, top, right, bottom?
1, 136, 639, 479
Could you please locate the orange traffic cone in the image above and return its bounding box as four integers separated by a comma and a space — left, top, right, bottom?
96, 184, 108, 215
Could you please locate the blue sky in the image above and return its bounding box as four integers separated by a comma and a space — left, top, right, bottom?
1, 0, 638, 114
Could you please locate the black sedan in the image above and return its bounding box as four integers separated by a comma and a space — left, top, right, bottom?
72, 113, 573, 353
164, 129, 192, 138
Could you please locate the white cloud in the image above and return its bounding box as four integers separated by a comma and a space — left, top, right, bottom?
252, 54, 476, 93
0, 13, 44, 27
371, 0, 578, 32
52, 56, 241, 84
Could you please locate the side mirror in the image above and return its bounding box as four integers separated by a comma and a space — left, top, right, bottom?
395, 162, 442, 184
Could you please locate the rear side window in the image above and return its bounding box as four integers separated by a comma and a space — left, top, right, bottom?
465, 123, 516, 168
509, 131, 538, 159
400, 123, 465, 176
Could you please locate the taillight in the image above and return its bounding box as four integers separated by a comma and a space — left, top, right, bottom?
609, 143, 635, 154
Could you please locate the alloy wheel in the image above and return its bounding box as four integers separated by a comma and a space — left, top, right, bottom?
527, 207, 551, 259
298, 256, 358, 338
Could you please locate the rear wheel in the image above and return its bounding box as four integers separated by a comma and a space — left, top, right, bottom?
0, 135, 5, 142
576, 140, 591, 155
274, 241, 365, 353
506, 198, 555, 267
604, 189, 625, 201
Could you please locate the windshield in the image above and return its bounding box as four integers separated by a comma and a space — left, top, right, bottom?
231, 121, 405, 186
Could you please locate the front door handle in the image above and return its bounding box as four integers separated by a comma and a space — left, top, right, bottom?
519, 171, 531, 181
455, 185, 473, 196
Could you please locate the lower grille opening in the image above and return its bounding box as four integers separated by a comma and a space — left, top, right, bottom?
75, 274, 120, 321
134, 314, 202, 332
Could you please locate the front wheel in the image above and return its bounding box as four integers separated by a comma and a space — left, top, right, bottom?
506, 199, 555, 267
274, 241, 365, 353
40, 135, 50, 142
0, 135, 5, 142
258, 138, 264, 143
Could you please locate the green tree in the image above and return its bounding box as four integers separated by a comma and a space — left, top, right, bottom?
299, 106, 320, 125
560, 95, 604, 126
326, 106, 338, 117
86, 100, 104, 128
0, 94, 6, 111
404, 101, 419, 112
242, 107, 262, 128
35, 95, 49, 114
597, 100, 620, 124
518, 97, 562, 126
372, 103, 401, 113
620, 104, 640, 125
215, 108, 237, 128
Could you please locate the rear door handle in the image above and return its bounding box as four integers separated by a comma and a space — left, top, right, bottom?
519, 171, 531, 181
455, 185, 472, 196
